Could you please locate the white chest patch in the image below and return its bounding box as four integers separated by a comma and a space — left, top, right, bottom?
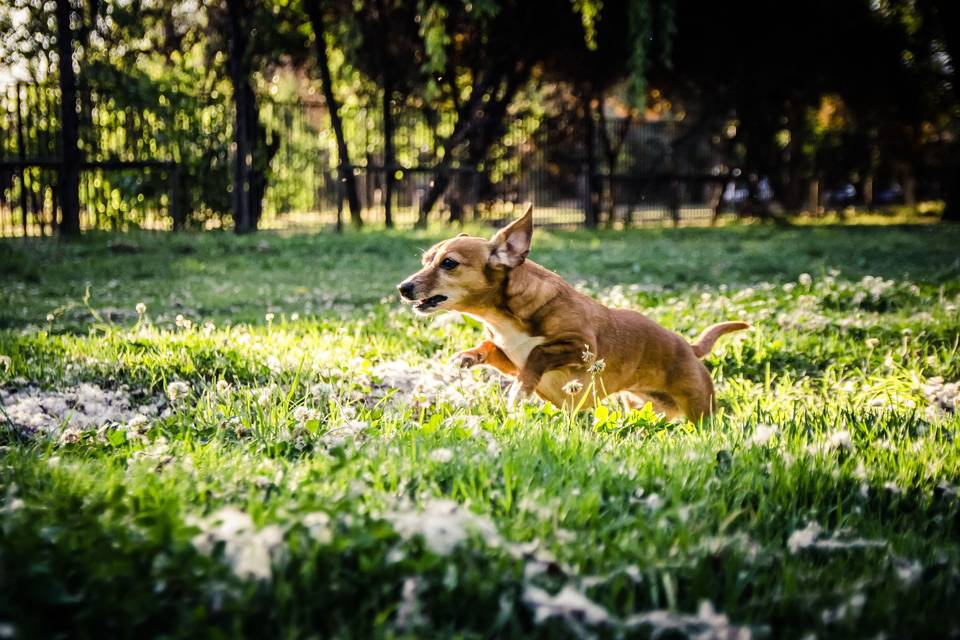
465, 312, 545, 368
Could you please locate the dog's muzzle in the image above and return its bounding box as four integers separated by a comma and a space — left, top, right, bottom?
397, 280, 447, 313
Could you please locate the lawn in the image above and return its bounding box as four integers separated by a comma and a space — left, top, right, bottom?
1, 220, 959, 638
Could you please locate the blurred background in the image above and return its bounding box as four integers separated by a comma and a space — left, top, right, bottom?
0, 0, 957, 236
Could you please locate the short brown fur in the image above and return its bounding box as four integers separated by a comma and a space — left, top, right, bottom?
397, 205, 749, 422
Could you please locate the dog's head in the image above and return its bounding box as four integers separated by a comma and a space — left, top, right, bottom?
396, 204, 534, 314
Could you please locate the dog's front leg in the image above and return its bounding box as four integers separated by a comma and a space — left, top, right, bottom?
450, 341, 518, 376
518, 336, 596, 396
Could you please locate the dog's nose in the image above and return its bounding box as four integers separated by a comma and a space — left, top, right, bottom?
397, 281, 416, 300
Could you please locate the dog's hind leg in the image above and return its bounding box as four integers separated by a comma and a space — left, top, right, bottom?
671, 367, 716, 424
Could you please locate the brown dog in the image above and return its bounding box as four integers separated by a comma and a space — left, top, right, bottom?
397, 205, 749, 422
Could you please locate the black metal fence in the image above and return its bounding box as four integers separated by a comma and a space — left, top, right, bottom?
1, 83, 743, 236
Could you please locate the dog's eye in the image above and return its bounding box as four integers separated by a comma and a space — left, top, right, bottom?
440, 257, 459, 270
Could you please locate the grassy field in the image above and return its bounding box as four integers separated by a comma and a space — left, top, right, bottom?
1, 220, 959, 638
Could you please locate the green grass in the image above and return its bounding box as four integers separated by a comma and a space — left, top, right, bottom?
1, 220, 959, 638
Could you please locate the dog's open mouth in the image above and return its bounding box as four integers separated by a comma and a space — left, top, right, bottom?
415, 295, 448, 312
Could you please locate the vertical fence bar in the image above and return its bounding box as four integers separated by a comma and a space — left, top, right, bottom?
16, 84, 28, 236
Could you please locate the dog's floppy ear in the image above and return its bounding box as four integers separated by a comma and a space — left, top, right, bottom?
489, 204, 533, 268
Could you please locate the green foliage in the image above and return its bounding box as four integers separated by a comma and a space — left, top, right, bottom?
572, 0, 604, 50
1, 218, 960, 635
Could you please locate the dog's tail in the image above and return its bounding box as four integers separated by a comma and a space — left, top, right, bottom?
690, 321, 751, 358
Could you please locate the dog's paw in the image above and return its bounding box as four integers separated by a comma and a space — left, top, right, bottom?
450, 349, 483, 369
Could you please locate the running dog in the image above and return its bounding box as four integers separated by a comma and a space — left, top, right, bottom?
396, 205, 749, 421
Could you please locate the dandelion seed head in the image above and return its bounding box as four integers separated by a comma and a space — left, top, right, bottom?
581, 345, 595, 362
562, 380, 584, 395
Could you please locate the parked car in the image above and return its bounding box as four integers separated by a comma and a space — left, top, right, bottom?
875, 183, 904, 205
722, 177, 773, 204
825, 183, 857, 207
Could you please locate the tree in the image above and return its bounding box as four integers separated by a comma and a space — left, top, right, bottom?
220, 0, 278, 233
652, 0, 949, 217
56, 0, 81, 236
903, 0, 960, 221
303, 0, 363, 228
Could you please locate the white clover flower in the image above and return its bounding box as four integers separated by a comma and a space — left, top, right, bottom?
216, 379, 232, 395
798, 273, 812, 287
175, 314, 192, 330
290, 313, 300, 321
562, 380, 584, 395
883, 481, 903, 495
309, 382, 335, 398
749, 423, 778, 447
46, 313, 55, 322
127, 414, 150, 435
827, 430, 853, 451
429, 448, 454, 463
292, 406, 321, 425
190, 507, 285, 581
894, 558, 923, 585
865, 338, 880, 348
135, 302, 147, 315
302, 512, 332, 544
385, 499, 501, 556
0, 355, 10, 371
787, 522, 822, 553
166, 381, 191, 403
57, 426, 83, 445
265, 312, 275, 323
256, 384, 277, 407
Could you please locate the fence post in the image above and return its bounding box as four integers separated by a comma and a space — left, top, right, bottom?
56, 0, 82, 236
670, 177, 681, 227
15, 84, 28, 236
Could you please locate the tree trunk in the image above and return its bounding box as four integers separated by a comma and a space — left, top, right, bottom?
226, 0, 253, 233
56, 0, 81, 237
943, 160, 960, 222
305, 0, 363, 228
225, 0, 277, 233
374, 0, 394, 228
